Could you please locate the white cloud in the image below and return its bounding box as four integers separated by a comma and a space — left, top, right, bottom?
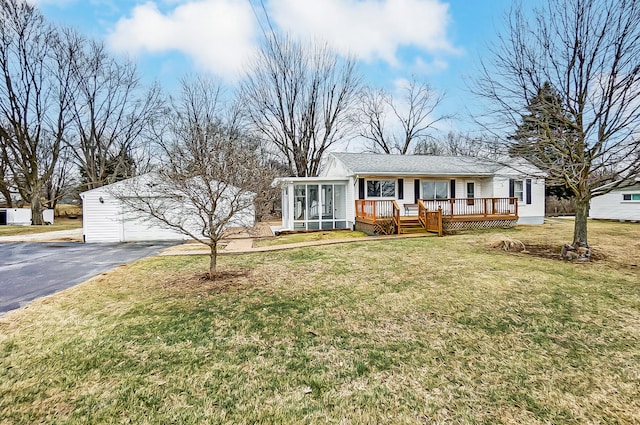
107, 0, 257, 80
268, 0, 457, 65
26, 0, 76, 5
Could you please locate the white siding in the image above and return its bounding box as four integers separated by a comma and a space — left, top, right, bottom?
492, 176, 545, 224
590, 184, 640, 221
0, 208, 53, 225
346, 177, 356, 226
5, 208, 32, 226
81, 177, 254, 243
320, 156, 350, 178
81, 189, 123, 242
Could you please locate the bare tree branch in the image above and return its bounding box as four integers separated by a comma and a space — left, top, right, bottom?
473, 0, 640, 246
114, 76, 274, 279
240, 34, 361, 177
0, 0, 77, 224
358, 77, 448, 155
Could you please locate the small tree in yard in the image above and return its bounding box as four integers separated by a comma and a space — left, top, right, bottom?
474, 0, 640, 248
115, 77, 273, 279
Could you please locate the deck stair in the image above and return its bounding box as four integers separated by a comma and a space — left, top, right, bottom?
398, 216, 426, 234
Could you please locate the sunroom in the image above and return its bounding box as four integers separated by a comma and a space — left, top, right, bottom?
273, 177, 354, 232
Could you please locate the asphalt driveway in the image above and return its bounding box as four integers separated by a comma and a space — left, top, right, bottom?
0, 241, 175, 314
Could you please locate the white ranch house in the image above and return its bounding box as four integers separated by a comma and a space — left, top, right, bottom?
274, 153, 545, 235
590, 177, 640, 221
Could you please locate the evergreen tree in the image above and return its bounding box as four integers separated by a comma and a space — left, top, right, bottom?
509, 82, 577, 200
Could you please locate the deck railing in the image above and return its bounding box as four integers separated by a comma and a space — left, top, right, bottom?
355, 200, 396, 221
418, 200, 443, 236
392, 200, 401, 234
356, 198, 518, 220
420, 197, 518, 218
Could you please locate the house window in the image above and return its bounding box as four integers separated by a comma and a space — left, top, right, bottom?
466, 182, 475, 205
509, 178, 532, 204
367, 180, 395, 198
422, 180, 448, 199
623, 193, 640, 201
466, 182, 475, 198
513, 180, 524, 202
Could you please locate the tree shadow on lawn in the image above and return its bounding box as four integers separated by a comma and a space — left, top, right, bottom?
162, 270, 252, 296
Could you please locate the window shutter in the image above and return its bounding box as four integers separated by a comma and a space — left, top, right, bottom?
398, 179, 404, 200
414, 179, 420, 203
358, 178, 365, 199
509, 179, 515, 204
526, 179, 532, 204
450, 179, 456, 198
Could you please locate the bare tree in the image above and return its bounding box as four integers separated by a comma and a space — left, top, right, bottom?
115, 77, 273, 279
44, 144, 76, 209
359, 78, 447, 154
474, 0, 640, 247
0, 141, 13, 206
0, 1, 77, 224
68, 39, 163, 191
414, 131, 502, 159
240, 34, 361, 177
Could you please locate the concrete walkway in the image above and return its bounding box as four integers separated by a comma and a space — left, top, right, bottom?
0, 224, 436, 255
160, 232, 435, 256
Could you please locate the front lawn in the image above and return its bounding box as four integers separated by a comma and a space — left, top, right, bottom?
0, 220, 638, 423
0, 217, 82, 236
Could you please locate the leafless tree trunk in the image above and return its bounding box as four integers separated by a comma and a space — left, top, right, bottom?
44, 144, 76, 209
0, 1, 77, 224
67, 39, 163, 191
0, 143, 13, 206
240, 34, 361, 177
115, 76, 275, 279
473, 0, 640, 247
358, 78, 447, 154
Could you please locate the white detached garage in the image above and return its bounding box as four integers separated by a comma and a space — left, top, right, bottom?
80, 174, 255, 243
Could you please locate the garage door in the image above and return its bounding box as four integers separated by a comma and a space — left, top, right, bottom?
122, 217, 185, 242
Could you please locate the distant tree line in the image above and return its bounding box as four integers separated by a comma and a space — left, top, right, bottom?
3, 0, 637, 254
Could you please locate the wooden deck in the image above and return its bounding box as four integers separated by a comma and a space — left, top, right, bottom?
355, 198, 519, 235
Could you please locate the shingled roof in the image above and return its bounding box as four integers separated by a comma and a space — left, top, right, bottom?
326, 152, 504, 176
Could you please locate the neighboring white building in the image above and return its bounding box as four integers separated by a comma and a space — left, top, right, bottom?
590, 178, 640, 221
0, 208, 54, 226
81, 174, 255, 243
274, 153, 546, 233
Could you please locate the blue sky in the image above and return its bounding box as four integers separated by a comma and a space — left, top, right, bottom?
32, 0, 516, 132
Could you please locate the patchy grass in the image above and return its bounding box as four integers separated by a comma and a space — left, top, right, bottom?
0, 220, 639, 424
0, 217, 82, 236
255, 230, 367, 247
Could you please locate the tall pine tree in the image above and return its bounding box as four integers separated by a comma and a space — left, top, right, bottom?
509, 82, 577, 200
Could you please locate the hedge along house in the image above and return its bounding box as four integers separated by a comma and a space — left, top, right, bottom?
273, 153, 545, 235
590, 177, 640, 221
81, 174, 255, 243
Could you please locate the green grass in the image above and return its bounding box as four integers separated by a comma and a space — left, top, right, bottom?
0, 217, 82, 236
1, 221, 639, 423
